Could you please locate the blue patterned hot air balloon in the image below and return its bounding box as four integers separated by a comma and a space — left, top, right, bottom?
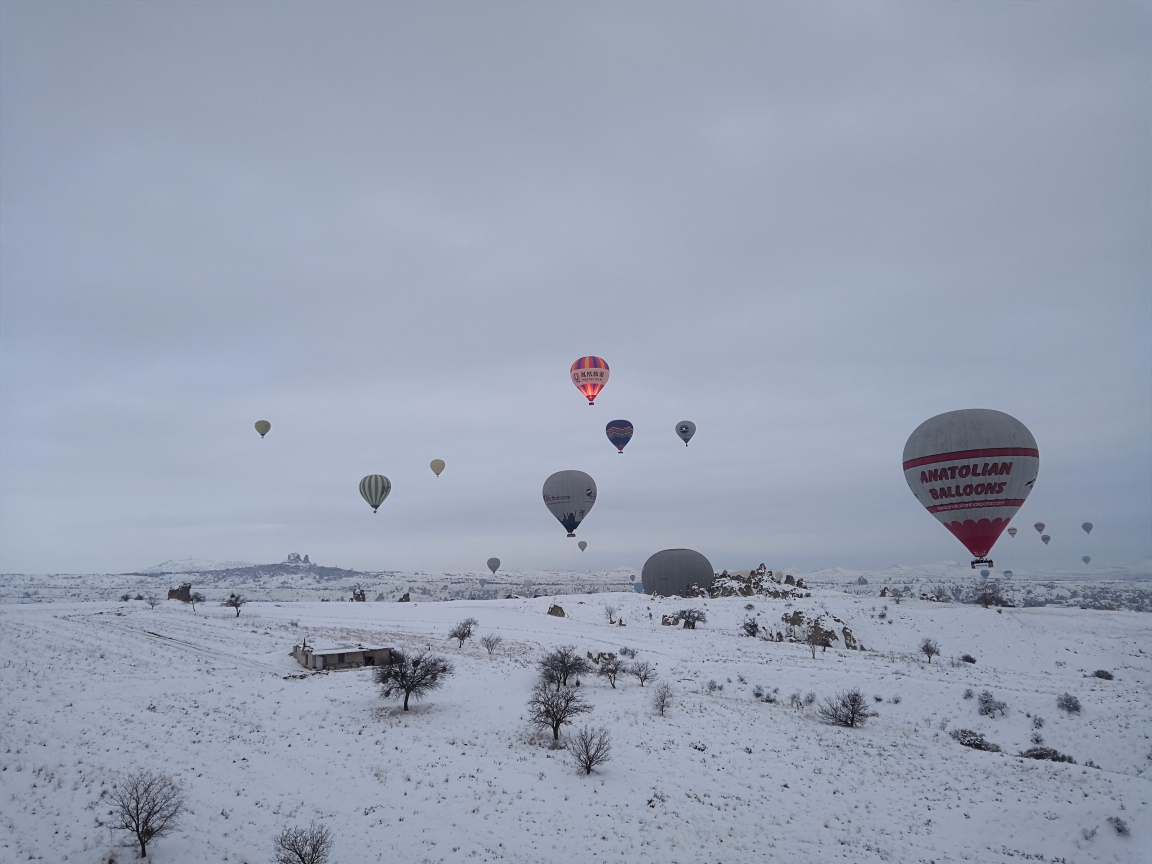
605, 420, 634, 453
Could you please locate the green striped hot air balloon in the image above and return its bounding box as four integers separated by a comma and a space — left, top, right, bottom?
359, 475, 392, 513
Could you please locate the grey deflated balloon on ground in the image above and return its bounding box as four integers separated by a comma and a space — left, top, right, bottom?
675, 421, 696, 446
359, 474, 391, 513
487, 557, 500, 575
542, 470, 596, 537
640, 548, 714, 597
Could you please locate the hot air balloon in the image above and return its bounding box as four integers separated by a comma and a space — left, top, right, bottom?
1041, 534, 1050, 545
605, 420, 633, 453
255, 420, 271, 438
1082, 522, 1093, 535
1007, 527, 1017, 538
487, 557, 500, 575
1003, 570, 1013, 578
570, 357, 609, 405
903, 409, 1039, 569
578, 540, 587, 552
430, 459, 445, 477
542, 470, 596, 537
675, 421, 696, 446
359, 474, 391, 513
633, 583, 644, 593
980, 569, 989, 579
1034, 522, 1045, 534
1082, 555, 1091, 565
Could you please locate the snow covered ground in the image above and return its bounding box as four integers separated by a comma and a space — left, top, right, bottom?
1, 585, 1148, 863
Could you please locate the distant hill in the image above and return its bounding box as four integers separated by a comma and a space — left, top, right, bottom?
131, 553, 372, 583
135, 558, 257, 575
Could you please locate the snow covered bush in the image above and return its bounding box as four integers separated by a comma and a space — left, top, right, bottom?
977, 691, 1007, 716
629, 661, 655, 686
1091, 670, 1113, 680
804, 691, 816, 706
949, 729, 1001, 752
376, 650, 454, 711
274, 821, 334, 864
919, 638, 940, 663
539, 646, 592, 690
789, 691, 804, 710
618, 646, 637, 658
527, 682, 591, 742
676, 609, 706, 629
1106, 816, 1129, 836
706, 679, 723, 693
961, 654, 976, 664
1056, 693, 1081, 714
1018, 747, 1076, 764
817, 688, 869, 728
480, 634, 503, 655
568, 725, 611, 775
108, 769, 186, 859
963, 689, 974, 700
651, 682, 674, 716
741, 618, 760, 637
1032, 715, 1045, 729
448, 617, 478, 648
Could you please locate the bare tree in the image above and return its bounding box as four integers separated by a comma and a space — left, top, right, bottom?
108, 769, 185, 858
919, 637, 940, 664
527, 682, 591, 742
629, 660, 655, 687
603, 604, 618, 624
651, 681, 674, 716
224, 593, 245, 617
817, 688, 869, 728
145, 594, 160, 610
741, 617, 760, 637
274, 821, 334, 864
480, 634, 503, 655
805, 623, 833, 658
189, 591, 204, 611
376, 650, 454, 711
539, 645, 592, 691
676, 608, 706, 629
448, 617, 478, 648
568, 725, 611, 774
598, 656, 625, 688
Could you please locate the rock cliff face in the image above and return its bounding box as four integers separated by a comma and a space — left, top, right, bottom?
706, 566, 808, 600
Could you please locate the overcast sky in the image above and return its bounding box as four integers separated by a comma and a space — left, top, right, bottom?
2, 2, 1149, 575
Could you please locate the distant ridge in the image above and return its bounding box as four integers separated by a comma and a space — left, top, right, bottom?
134, 558, 257, 575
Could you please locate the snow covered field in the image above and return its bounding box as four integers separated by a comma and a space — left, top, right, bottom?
1, 588, 1148, 863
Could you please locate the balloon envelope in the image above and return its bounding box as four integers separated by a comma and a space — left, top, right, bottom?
359, 475, 391, 512
1082, 556, 1091, 565
1003, 570, 1013, 578
1041, 534, 1050, 545
605, 420, 633, 453
570, 356, 609, 405
903, 409, 1039, 560
1034, 522, 1045, 533
1082, 522, 1093, 535
675, 421, 696, 446
578, 540, 587, 551
633, 582, 644, 593
542, 470, 597, 537
487, 557, 500, 575
430, 459, 445, 477
254, 420, 271, 438
1007, 527, 1017, 537
980, 570, 989, 578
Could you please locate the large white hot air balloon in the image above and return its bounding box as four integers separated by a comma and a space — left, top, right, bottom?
542, 470, 597, 537
903, 409, 1039, 569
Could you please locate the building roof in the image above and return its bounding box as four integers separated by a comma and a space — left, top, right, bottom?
302, 640, 389, 656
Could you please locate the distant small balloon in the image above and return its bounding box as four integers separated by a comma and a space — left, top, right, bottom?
430, 459, 445, 477
578, 540, 587, 552
254, 420, 271, 438
1034, 522, 1045, 534
1082, 522, 1093, 535
479, 578, 487, 587
633, 582, 644, 593
675, 421, 696, 446
1082, 556, 1091, 565
1041, 534, 1050, 545
1003, 570, 1013, 578
487, 557, 500, 575
980, 569, 989, 579
1007, 527, 1017, 538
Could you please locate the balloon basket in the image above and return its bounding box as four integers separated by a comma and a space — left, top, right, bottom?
970, 558, 993, 569
567, 533, 576, 538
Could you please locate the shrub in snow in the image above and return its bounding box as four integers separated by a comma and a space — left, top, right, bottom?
919, 638, 940, 663
1030, 732, 1044, 745
676, 608, 706, 629
961, 654, 976, 664
744, 603, 756, 611
618, 646, 637, 658
874, 695, 883, 703
1032, 715, 1045, 729
597, 656, 625, 688
1056, 693, 1081, 714
817, 688, 869, 728
1018, 747, 1075, 764
977, 691, 1007, 716
376, 650, 454, 711
568, 725, 611, 774
804, 623, 836, 658
1081, 827, 1097, 841
539, 645, 592, 691
753, 685, 764, 699
527, 682, 591, 742
651, 682, 674, 716
448, 617, 478, 648
134, 593, 144, 601
706, 679, 723, 693
480, 634, 503, 655
1091, 670, 1113, 680
119, 593, 130, 602
1106, 816, 1129, 837
274, 821, 334, 864
889, 695, 901, 704
108, 769, 186, 859
949, 728, 1001, 752
741, 618, 760, 637
789, 691, 804, 710
629, 661, 655, 686
223, 593, 245, 617
963, 688, 975, 700
804, 691, 816, 706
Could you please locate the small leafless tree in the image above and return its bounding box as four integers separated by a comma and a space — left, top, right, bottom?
527, 682, 591, 742
603, 604, 618, 624
376, 650, 454, 711
108, 769, 185, 858
817, 688, 869, 728
676, 608, 706, 629
188, 592, 204, 611
805, 623, 833, 658
741, 617, 760, 637
629, 660, 655, 686
273, 821, 334, 864
651, 681, 674, 716
539, 645, 592, 691
598, 656, 625, 688
224, 593, 245, 617
978, 690, 1007, 716
568, 725, 611, 774
919, 637, 940, 664
480, 634, 503, 655
145, 594, 160, 610
448, 617, 478, 648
